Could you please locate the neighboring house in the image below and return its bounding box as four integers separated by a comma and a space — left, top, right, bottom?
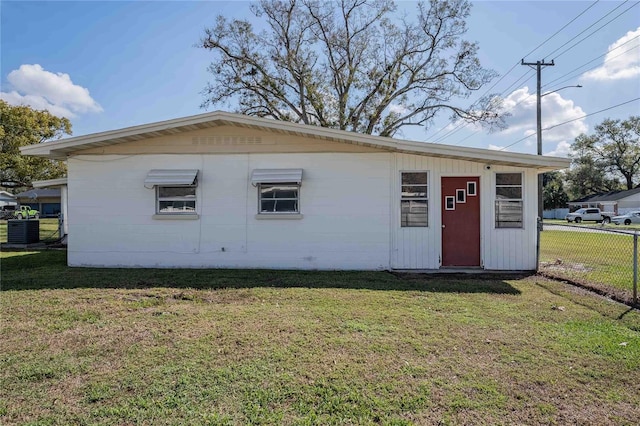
21, 111, 570, 271
0, 190, 18, 209
568, 187, 640, 215
14, 188, 62, 217
32, 178, 69, 235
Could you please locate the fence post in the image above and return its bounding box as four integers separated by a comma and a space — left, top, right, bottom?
634, 232, 638, 306
536, 217, 541, 272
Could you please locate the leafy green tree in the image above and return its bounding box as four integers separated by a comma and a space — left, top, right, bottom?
568, 116, 640, 193
198, 0, 505, 137
0, 100, 71, 189
542, 171, 569, 209
565, 154, 621, 200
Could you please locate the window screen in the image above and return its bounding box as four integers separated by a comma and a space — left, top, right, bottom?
259, 184, 300, 213
401, 172, 428, 227
495, 173, 523, 228
157, 185, 197, 214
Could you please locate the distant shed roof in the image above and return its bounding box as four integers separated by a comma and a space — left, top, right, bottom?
569, 187, 640, 203
15, 188, 61, 200
0, 191, 17, 201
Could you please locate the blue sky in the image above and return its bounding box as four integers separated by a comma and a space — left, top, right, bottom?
2, 1, 639, 157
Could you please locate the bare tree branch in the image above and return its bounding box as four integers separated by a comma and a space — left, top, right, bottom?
198, 0, 505, 137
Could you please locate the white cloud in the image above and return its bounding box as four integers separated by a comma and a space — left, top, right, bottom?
499, 86, 587, 145
389, 103, 409, 115
582, 27, 640, 81
0, 64, 102, 118
545, 140, 572, 157
488, 144, 505, 151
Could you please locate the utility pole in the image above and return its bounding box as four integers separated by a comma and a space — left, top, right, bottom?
522, 59, 554, 225
522, 59, 554, 271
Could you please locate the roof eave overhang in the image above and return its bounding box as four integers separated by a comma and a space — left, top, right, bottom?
32, 178, 68, 188
20, 111, 571, 171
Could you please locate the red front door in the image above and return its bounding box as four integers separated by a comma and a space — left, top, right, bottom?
441, 177, 480, 267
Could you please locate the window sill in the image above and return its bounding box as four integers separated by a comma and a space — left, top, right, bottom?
152, 214, 199, 220
255, 213, 304, 220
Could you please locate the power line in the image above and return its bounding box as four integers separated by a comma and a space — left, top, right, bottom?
545, 45, 639, 92
523, 0, 601, 59
497, 97, 640, 151
498, 70, 536, 99
425, 1, 624, 144
543, 0, 629, 58
546, 97, 639, 130
450, 14, 638, 146
449, 37, 634, 146
431, 121, 474, 144
449, 130, 478, 147
473, 0, 601, 103
546, 1, 639, 60
543, 35, 640, 89
428, 69, 537, 143
498, 35, 639, 118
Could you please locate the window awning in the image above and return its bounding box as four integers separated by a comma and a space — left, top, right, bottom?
144, 169, 198, 186
251, 169, 303, 184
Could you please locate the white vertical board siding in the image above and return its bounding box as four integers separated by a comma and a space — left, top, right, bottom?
391, 154, 537, 270
391, 154, 437, 269
67, 153, 392, 269
391, 154, 484, 269
482, 167, 538, 270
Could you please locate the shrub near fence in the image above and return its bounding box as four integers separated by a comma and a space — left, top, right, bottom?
539, 224, 638, 305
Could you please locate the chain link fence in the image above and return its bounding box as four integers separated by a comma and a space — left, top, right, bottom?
538, 223, 638, 306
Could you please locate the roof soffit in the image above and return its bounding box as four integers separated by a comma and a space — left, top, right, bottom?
20, 111, 571, 170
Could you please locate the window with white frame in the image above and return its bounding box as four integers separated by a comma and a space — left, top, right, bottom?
251, 169, 303, 215
495, 173, 523, 228
258, 184, 300, 214
145, 169, 198, 216
401, 172, 428, 227
157, 185, 197, 214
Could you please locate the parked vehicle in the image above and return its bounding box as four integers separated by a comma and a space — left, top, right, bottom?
0, 205, 16, 220
612, 211, 640, 225
565, 208, 615, 224
14, 205, 40, 220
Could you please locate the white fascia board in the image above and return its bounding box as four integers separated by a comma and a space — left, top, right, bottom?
32, 178, 68, 188
19, 111, 571, 170
19, 110, 235, 158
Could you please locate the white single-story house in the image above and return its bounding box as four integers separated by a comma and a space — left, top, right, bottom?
14, 187, 62, 217
0, 190, 18, 209
21, 111, 570, 271
32, 178, 69, 233
569, 187, 640, 215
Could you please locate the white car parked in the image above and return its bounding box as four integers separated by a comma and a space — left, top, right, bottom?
612, 211, 640, 225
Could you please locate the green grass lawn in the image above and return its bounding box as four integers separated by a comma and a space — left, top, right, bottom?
0, 219, 61, 243
1, 251, 639, 425
540, 229, 637, 302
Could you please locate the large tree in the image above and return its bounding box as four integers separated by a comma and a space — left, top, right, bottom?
198, 0, 504, 137
565, 147, 621, 200
543, 171, 569, 210
0, 100, 71, 189
569, 116, 640, 193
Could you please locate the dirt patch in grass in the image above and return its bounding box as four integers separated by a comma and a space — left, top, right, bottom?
538, 267, 638, 307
